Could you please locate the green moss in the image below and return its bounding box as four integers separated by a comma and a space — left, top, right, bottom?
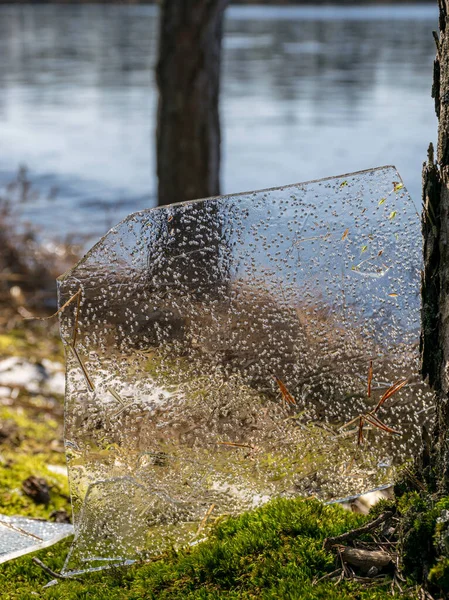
0, 390, 69, 519
0, 452, 70, 518
0, 405, 61, 450
0, 498, 406, 600
0, 323, 64, 363
397, 491, 449, 595
399, 492, 438, 581
429, 557, 449, 593
367, 497, 396, 520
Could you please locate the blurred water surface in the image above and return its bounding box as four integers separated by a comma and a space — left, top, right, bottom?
0, 4, 438, 242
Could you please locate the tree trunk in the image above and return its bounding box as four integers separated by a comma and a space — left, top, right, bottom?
420, 0, 449, 494
156, 0, 228, 207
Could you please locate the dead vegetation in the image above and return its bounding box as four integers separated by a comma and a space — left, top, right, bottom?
321, 509, 405, 592
0, 167, 80, 327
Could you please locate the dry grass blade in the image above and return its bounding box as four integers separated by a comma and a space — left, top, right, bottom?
68, 344, 95, 392
273, 376, 296, 405
373, 379, 408, 413
71, 288, 82, 347
402, 465, 427, 492
0, 520, 43, 541
108, 386, 127, 406
339, 415, 361, 431
112, 400, 136, 418
367, 360, 373, 398
312, 569, 341, 585
217, 441, 255, 450
24, 288, 81, 321
196, 503, 215, 535
364, 413, 401, 436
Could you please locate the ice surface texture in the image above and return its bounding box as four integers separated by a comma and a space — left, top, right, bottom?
58, 166, 432, 574
0, 514, 73, 564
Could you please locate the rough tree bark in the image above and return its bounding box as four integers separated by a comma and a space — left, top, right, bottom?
156, 0, 228, 207
420, 0, 449, 493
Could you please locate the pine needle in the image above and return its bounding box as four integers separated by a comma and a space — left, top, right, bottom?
273, 376, 297, 405
373, 379, 408, 413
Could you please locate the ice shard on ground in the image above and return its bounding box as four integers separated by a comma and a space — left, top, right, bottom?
0, 515, 73, 564
57, 166, 432, 574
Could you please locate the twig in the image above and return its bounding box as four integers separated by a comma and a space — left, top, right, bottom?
32, 557, 81, 582
24, 288, 81, 321
323, 511, 394, 551
312, 568, 341, 585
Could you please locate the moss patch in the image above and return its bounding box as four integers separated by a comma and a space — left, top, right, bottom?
0, 498, 407, 600
0, 388, 69, 519
0, 323, 64, 363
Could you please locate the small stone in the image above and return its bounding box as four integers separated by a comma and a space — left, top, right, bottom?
22, 475, 51, 505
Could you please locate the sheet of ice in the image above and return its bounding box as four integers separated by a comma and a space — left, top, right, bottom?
57, 166, 432, 574
0, 515, 73, 564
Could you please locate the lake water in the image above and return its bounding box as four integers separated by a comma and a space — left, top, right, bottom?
0, 4, 439, 244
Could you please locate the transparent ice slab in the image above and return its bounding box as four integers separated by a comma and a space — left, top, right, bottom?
0, 514, 73, 564
57, 166, 432, 574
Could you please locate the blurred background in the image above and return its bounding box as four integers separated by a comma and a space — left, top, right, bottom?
0, 2, 438, 249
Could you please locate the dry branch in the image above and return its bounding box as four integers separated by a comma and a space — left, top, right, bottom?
341, 547, 393, 572
323, 511, 394, 551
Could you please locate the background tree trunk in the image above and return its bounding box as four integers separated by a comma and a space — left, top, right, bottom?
156, 0, 228, 207
420, 0, 449, 493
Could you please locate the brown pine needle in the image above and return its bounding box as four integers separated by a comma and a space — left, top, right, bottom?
364, 413, 401, 436
24, 288, 81, 321
367, 360, 373, 398
273, 376, 297, 405
373, 379, 408, 413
